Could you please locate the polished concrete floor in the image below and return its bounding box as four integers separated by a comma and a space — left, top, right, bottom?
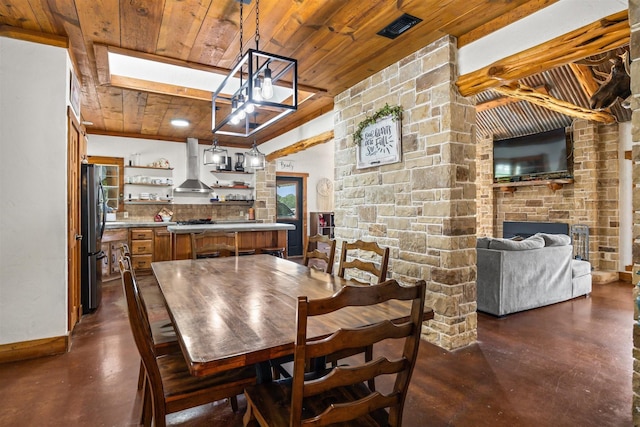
0, 275, 633, 426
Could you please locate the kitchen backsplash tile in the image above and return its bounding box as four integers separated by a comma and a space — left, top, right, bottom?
119, 204, 251, 221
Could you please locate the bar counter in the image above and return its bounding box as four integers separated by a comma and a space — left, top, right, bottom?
167, 222, 295, 259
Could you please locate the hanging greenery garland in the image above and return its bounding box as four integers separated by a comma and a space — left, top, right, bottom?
353, 103, 403, 146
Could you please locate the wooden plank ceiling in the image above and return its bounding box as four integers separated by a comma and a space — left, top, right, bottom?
0, 0, 629, 148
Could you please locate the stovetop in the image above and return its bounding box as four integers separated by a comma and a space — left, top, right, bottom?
176, 218, 215, 225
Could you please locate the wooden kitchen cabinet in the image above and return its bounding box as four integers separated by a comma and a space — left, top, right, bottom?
129, 228, 153, 273
101, 228, 127, 282
154, 227, 172, 262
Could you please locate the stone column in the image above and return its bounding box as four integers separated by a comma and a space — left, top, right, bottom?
334, 35, 477, 350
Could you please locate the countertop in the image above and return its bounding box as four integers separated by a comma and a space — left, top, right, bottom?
167, 222, 295, 233
104, 219, 260, 230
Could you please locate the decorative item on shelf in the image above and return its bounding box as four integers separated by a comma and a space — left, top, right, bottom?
353, 103, 403, 169
203, 138, 228, 166
235, 153, 245, 172
211, 0, 297, 137
244, 140, 266, 171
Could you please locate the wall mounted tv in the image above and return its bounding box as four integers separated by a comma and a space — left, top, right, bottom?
493, 128, 571, 182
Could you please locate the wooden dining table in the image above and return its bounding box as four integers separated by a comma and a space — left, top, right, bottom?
152, 254, 434, 379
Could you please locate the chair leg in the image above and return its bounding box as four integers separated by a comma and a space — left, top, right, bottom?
141, 378, 153, 427
243, 401, 258, 427
137, 360, 145, 390
230, 395, 239, 412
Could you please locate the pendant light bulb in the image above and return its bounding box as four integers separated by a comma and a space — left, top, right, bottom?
245, 103, 255, 114
262, 67, 274, 100
231, 114, 240, 125
253, 79, 263, 102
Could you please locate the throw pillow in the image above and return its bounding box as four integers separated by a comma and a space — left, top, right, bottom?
488, 234, 545, 251
536, 233, 571, 247
476, 237, 492, 248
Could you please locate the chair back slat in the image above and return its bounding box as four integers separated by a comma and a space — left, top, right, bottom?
304, 358, 407, 397
303, 392, 400, 426
190, 231, 239, 259
338, 239, 389, 284
290, 279, 426, 426
303, 234, 336, 274
305, 320, 413, 360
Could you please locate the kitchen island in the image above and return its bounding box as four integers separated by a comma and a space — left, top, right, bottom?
167, 222, 295, 259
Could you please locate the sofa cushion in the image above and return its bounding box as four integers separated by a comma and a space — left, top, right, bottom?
488, 235, 545, 251
536, 233, 571, 247
476, 237, 491, 248
571, 259, 591, 278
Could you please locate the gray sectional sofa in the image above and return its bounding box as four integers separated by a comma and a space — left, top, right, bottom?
476, 233, 592, 316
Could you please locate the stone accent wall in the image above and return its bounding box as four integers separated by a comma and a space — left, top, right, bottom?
475, 121, 620, 271
630, 1, 640, 424
334, 35, 477, 350
254, 161, 276, 221
476, 134, 495, 236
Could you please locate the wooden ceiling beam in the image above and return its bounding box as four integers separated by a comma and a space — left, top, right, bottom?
457, 10, 629, 96
494, 82, 616, 123
476, 85, 548, 112
568, 63, 601, 99
265, 130, 334, 161
0, 25, 68, 48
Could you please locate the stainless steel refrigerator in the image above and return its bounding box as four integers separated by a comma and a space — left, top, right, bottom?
81, 163, 106, 314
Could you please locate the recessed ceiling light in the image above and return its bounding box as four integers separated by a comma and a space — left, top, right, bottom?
171, 119, 190, 127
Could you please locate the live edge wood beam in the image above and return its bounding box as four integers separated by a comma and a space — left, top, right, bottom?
265, 130, 334, 161
456, 11, 629, 97
494, 83, 615, 123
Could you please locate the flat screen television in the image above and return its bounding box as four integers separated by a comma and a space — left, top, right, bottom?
493, 128, 570, 182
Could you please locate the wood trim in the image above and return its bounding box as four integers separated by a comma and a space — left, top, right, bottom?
457, 11, 629, 96
95, 43, 326, 95
0, 336, 68, 364
110, 75, 214, 102
494, 83, 616, 123
277, 172, 309, 257
0, 25, 68, 48
476, 85, 548, 112
86, 129, 187, 142
266, 131, 334, 161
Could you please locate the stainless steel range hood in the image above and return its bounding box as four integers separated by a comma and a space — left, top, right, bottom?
173, 138, 212, 193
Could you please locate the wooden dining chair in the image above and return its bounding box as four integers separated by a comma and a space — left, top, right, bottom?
302, 234, 337, 274
119, 247, 179, 391
190, 231, 239, 258
243, 279, 426, 427
338, 239, 390, 285
119, 259, 257, 427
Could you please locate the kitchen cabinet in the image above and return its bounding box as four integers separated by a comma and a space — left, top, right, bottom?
154, 227, 172, 262
88, 156, 124, 212
101, 228, 128, 282
129, 228, 154, 273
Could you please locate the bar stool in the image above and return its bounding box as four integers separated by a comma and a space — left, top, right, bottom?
261, 246, 285, 258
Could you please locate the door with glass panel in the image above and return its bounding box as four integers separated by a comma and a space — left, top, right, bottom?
276, 174, 306, 257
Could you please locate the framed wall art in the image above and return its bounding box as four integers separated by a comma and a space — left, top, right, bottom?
70, 70, 81, 118
356, 113, 402, 169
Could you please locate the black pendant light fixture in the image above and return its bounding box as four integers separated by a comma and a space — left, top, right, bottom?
212, 0, 297, 138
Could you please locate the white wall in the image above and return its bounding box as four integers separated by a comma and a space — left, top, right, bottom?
619, 121, 632, 270
260, 112, 335, 231
0, 38, 69, 344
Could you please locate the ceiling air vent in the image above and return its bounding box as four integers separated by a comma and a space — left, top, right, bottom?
377, 13, 422, 39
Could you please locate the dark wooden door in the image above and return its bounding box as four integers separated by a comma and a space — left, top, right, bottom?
276, 174, 306, 257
